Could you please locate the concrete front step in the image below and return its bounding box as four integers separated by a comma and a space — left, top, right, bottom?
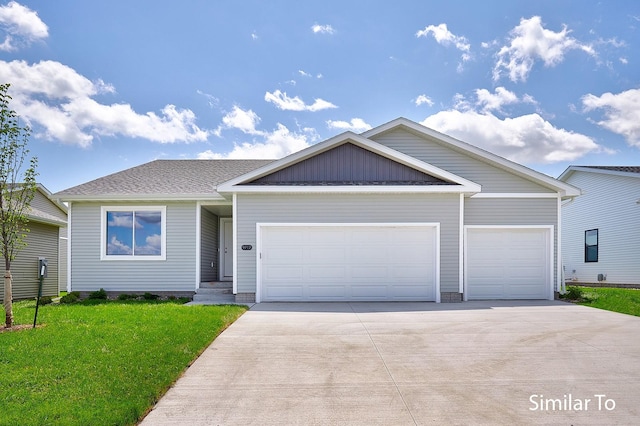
199, 281, 233, 289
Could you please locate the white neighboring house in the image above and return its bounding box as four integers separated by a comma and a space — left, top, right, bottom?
559, 166, 640, 287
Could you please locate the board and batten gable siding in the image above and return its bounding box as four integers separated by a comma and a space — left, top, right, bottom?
69, 202, 197, 292
562, 171, 640, 285
0, 221, 59, 300
371, 128, 555, 193
465, 197, 559, 289
31, 190, 67, 222
236, 193, 460, 294
200, 209, 219, 282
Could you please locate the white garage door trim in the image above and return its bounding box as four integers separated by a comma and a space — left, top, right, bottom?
256, 223, 440, 303
464, 225, 554, 301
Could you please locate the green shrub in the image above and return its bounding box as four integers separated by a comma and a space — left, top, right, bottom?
142, 292, 160, 300
564, 286, 583, 300
117, 293, 139, 301
88, 288, 108, 300
38, 296, 53, 305
60, 292, 80, 304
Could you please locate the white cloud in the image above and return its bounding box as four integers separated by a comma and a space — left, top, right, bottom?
422, 109, 601, 163
0, 59, 209, 146
416, 23, 471, 71
619, 57, 628, 64
298, 69, 311, 77
582, 89, 640, 147
264, 89, 337, 112
215, 105, 263, 136
203, 107, 319, 159
311, 24, 335, 34
251, 32, 258, 40
475, 87, 519, 112
326, 118, 372, 132
414, 94, 434, 107
0, 1, 48, 51
416, 23, 470, 52
493, 16, 595, 82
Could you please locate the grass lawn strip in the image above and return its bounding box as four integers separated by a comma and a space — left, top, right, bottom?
0, 300, 247, 426
563, 285, 640, 317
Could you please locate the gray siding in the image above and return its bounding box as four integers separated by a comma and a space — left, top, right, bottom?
200, 209, 219, 282
371, 129, 555, 193
465, 197, 559, 289
69, 202, 197, 292
236, 193, 461, 294
249, 142, 449, 185
1, 221, 59, 300
31, 190, 67, 222
562, 172, 640, 285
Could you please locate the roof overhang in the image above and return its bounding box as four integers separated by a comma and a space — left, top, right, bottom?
559, 165, 640, 182
363, 118, 582, 198
56, 193, 229, 202
217, 131, 481, 194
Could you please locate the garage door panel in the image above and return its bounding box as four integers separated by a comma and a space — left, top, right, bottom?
307, 285, 347, 298
261, 225, 437, 302
466, 227, 550, 300
264, 266, 304, 280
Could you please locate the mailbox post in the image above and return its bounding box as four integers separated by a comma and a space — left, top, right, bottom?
33, 257, 47, 328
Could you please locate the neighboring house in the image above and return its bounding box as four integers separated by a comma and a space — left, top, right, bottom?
559, 166, 640, 287
0, 184, 68, 301
54, 118, 579, 303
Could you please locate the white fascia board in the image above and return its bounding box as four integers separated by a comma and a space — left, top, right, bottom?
217, 130, 481, 193
363, 118, 580, 197
226, 185, 476, 194
470, 193, 559, 198
559, 165, 640, 181
56, 193, 228, 202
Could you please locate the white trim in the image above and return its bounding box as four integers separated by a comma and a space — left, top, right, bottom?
459, 194, 464, 294
559, 165, 640, 181
67, 202, 72, 293
223, 185, 477, 194
362, 118, 581, 197
219, 217, 233, 282
99, 206, 167, 261
557, 195, 564, 294
232, 194, 237, 294
470, 193, 559, 198
57, 193, 228, 202
463, 225, 555, 301
195, 202, 202, 290
217, 131, 481, 194
255, 222, 441, 303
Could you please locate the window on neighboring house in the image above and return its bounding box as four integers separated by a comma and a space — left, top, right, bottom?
585, 229, 598, 263
101, 206, 166, 260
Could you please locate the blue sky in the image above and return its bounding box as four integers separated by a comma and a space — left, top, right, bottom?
0, 1, 639, 193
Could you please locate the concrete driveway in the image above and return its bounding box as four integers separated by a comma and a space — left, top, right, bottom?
141, 301, 640, 425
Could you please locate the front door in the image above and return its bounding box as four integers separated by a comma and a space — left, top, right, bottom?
220, 218, 233, 281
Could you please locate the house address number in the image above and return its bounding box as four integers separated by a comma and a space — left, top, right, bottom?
241, 245, 253, 251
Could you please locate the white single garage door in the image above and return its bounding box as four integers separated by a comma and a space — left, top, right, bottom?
465, 227, 552, 300
259, 224, 438, 302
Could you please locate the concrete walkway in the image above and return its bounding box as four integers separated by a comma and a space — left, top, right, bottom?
140, 301, 640, 425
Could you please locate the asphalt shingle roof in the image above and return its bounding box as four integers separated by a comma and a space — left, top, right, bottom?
55, 159, 274, 198
582, 166, 640, 174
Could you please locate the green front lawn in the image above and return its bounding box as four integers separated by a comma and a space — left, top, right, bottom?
0, 299, 247, 425
563, 286, 640, 317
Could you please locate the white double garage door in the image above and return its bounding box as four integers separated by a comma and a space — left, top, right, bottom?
257, 224, 552, 302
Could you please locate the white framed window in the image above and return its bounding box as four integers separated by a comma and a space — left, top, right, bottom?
100, 206, 166, 260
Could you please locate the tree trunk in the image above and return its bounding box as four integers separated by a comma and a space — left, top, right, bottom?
3, 270, 12, 328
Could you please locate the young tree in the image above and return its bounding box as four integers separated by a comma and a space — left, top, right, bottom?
0, 83, 38, 328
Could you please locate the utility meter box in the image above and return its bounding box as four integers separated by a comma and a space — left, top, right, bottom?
38, 257, 48, 278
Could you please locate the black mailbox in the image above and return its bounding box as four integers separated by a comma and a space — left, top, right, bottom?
38, 257, 48, 278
